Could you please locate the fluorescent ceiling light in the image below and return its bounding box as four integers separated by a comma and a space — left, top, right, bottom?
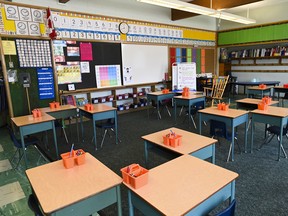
137, 0, 256, 24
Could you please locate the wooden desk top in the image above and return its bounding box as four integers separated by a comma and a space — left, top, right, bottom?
174, 94, 205, 100
78, 104, 116, 114
11, 114, 55, 127
247, 86, 273, 90
26, 153, 122, 214
124, 155, 238, 215
250, 106, 288, 117
199, 107, 249, 118
142, 127, 217, 155
39, 104, 77, 114
273, 86, 288, 90
147, 91, 175, 96
236, 98, 279, 106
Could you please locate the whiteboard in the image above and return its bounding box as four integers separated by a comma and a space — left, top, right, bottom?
121, 44, 168, 85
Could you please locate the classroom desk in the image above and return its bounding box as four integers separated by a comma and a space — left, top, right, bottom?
142, 127, 217, 167
39, 105, 79, 142
146, 91, 175, 119
250, 106, 288, 160
125, 155, 238, 216
247, 86, 273, 98
173, 94, 206, 127
230, 81, 280, 96
273, 86, 288, 100
26, 153, 122, 216
198, 107, 249, 161
11, 114, 58, 169
78, 104, 117, 150
236, 98, 279, 110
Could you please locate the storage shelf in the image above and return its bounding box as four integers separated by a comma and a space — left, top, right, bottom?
59, 81, 167, 114
232, 70, 288, 73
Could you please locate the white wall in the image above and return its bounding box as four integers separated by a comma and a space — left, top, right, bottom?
13, 0, 217, 31
219, 2, 288, 30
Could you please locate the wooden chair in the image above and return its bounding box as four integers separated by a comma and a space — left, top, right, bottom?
204, 75, 229, 106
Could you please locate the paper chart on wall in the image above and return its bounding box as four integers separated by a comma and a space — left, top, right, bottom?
95, 65, 122, 88
176, 62, 197, 90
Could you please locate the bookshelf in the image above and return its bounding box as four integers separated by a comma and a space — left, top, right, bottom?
227, 44, 288, 73
59, 82, 162, 114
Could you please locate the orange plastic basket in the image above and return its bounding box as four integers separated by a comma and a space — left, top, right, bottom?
74, 149, 86, 165
121, 164, 149, 189
61, 151, 75, 169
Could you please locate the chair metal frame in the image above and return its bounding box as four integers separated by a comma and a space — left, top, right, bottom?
204, 75, 229, 106
93, 118, 121, 148
210, 120, 241, 162
7, 126, 50, 169
259, 124, 288, 158
183, 101, 205, 129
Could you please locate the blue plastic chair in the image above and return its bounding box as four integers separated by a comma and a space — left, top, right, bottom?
185, 101, 205, 129
215, 199, 236, 216
28, 194, 44, 216
7, 126, 50, 169
95, 118, 120, 148
259, 124, 288, 158
210, 120, 241, 162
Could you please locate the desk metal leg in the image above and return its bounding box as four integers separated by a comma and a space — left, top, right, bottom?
174, 101, 177, 124
128, 190, 134, 216
76, 116, 79, 142
144, 141, 149, 168
115, 112, 118, 145
251, 118, 255, 153
157, 101, 161, 119
93, 118, 97, 150
278, 122, 284, 161
212, 144, 215, 164
20, 129, 28, 169
231, 126, 235, 162
199, 113, 202, 135
244, 117, 248, 153
52, 123, 59, 159
116, 185, 122, 216
80, 114, 84, 143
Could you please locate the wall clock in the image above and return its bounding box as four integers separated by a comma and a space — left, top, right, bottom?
119, 22, 129, 34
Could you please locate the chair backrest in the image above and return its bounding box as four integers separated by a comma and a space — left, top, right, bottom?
215, 199, 236, 216
190, 101, 205, 114
96, 118, 115, 129
211, 76, 229, 100
210, 120, 229, 140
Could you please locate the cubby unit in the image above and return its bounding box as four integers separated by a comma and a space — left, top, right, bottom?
59, 82, 163, 114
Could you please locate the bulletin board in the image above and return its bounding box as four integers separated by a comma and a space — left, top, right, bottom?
57, 41, 122, 91
121, 44, 168, 85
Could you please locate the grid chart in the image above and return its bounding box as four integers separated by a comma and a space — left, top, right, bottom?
95, 65, 122, 88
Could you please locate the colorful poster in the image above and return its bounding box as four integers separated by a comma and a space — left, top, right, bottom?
57, 64, 81, 84
67, 46, 79, 56
16, 39, 52, 68
80, 42, 93, 61
37, 67, 55, 100
95, 65, 122, 88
